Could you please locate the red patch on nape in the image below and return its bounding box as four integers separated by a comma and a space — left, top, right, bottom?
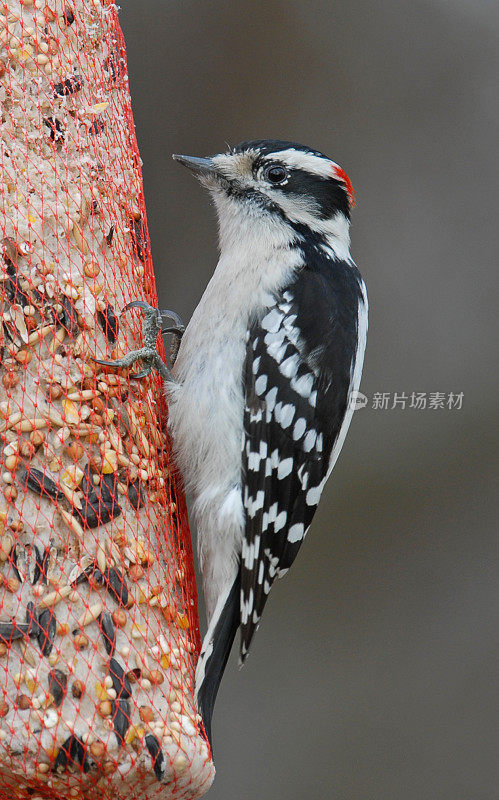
332, 166, 356, 207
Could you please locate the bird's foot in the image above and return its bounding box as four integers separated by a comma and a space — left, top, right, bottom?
92, 300, 185, 381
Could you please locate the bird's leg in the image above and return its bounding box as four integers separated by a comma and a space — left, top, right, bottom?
162, 325, 184, 367
91, 300, 185, 381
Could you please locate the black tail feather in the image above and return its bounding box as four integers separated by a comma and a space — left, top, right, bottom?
196, 572, 240, 750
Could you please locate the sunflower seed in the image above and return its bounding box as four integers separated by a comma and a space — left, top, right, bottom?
22, 468, 63, 501
111, 697, 130, 746
53, 75, 84, 98
130, 217, 148, 263
0, 620, 29, 643
97, 303, 118, 345
127, 480, 144, 510
105, 225, 115, 248
53, 734, 90, 774
99, 611, 116, 657
47, 668, 67, 707
145, 733, 166, 781
108, 657, 132, 699
35, 607, 56, 657
106, 566, 129, 606
43, 116, 65, 143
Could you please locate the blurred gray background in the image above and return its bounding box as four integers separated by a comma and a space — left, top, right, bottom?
121, 2, 498, 798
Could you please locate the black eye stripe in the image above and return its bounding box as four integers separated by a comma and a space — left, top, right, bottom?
249, 157, 351, 219
278, 168, 351, 219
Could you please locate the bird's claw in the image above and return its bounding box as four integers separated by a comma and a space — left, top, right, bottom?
91, 301, 184, 381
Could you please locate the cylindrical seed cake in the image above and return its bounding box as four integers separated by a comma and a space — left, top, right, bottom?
0, 1, 214, 798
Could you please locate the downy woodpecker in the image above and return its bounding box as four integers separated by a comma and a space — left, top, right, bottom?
98, 140, 368, 748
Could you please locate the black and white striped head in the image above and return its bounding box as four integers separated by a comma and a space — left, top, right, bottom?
173, 139, 355, 245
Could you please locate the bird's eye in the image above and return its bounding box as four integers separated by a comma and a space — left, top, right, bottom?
263, 164, 287, 184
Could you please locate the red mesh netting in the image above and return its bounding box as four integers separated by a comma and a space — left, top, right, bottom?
0, 1, 214, 797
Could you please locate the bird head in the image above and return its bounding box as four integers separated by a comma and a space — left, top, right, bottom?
173, 140, 354, 253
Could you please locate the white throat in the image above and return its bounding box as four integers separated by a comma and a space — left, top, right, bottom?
213, 187, 352, 265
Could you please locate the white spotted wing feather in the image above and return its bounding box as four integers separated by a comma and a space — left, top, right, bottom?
240, 274, 367, 660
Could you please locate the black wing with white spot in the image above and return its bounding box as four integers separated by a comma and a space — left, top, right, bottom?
240, 258, 364, 661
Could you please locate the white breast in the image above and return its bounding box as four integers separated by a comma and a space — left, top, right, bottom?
166, 198, 301, 616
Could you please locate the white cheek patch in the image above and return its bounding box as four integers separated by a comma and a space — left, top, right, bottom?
265, 189, 320, 223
